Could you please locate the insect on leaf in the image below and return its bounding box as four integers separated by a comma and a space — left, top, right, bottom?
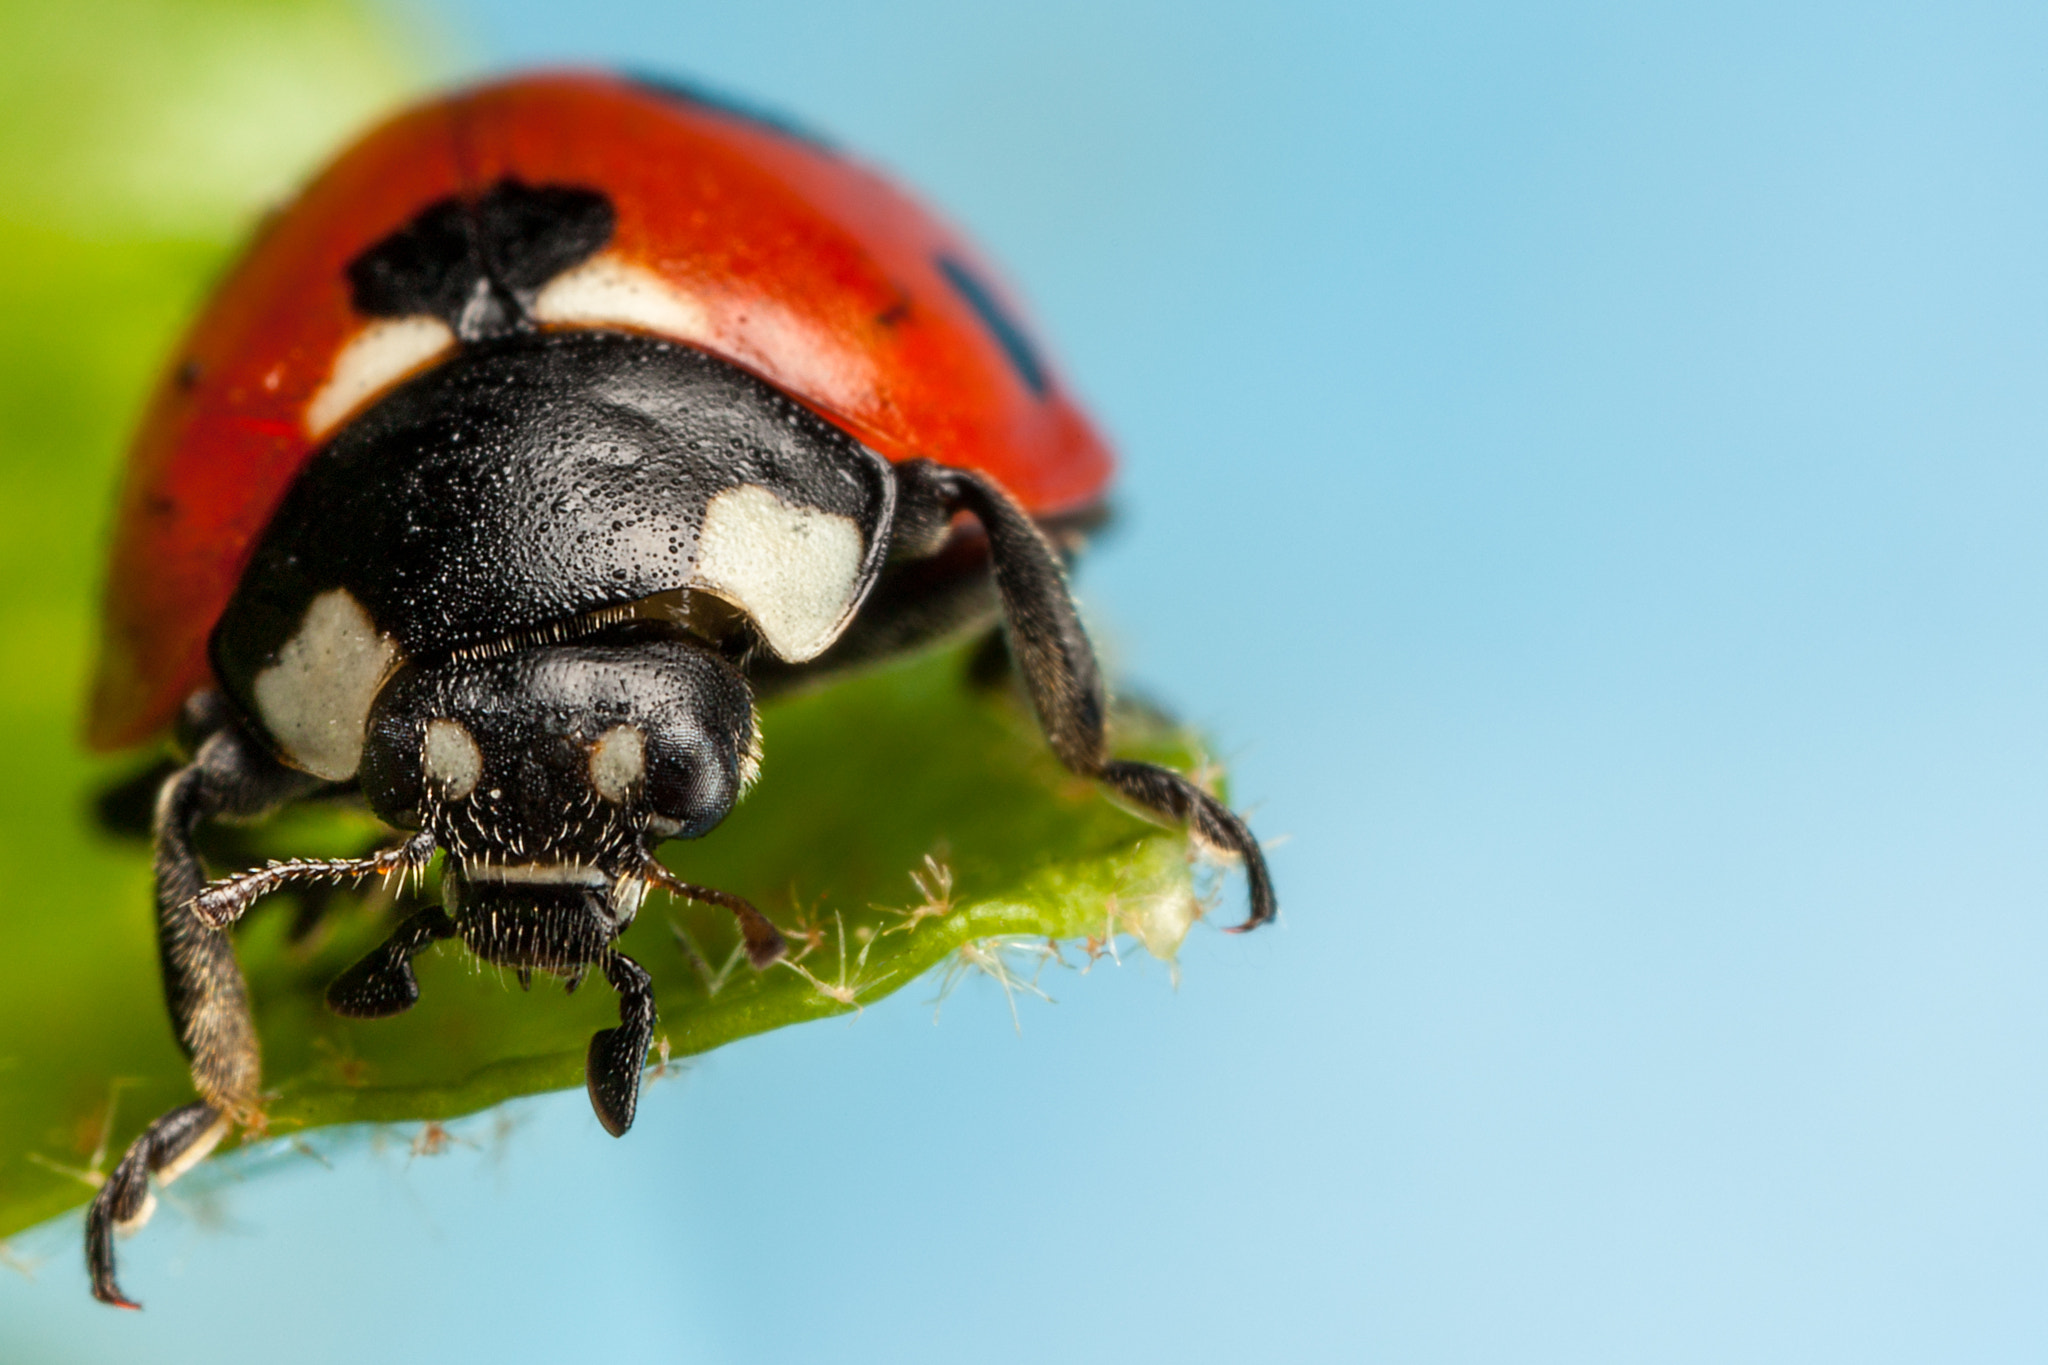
0, 0, 1240, 1251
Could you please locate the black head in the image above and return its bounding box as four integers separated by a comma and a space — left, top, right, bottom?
359, 634, 756, 954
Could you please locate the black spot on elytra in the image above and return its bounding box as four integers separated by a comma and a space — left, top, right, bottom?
935, 255, 1048, 397
347, 180, 615, 343
625, 71, 838, 155
875, 295, 912, 328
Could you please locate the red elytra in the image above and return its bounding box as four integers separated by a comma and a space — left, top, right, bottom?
89, 70, 1113, 751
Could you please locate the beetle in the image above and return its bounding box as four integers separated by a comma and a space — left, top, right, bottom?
81, 70, 1275, 1308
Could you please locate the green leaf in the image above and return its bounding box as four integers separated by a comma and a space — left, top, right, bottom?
0, 0, 1232, 1251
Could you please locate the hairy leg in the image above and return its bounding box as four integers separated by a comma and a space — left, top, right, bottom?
86, 722, 320, 1308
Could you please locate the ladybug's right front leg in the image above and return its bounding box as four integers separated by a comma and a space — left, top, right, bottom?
87, 715, 319, 1309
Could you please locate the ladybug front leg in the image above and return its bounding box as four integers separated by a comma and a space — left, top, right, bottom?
896, 460, 1277, 932
325, 906, 458, 1018
585, 951, 657, 1138
86, 721, 319, 1308
85, 1102, 228, 1308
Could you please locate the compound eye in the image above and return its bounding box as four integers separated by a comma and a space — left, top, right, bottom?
588, 724, 646, 803
644, 741, 739, 839
423, 717, 483, 800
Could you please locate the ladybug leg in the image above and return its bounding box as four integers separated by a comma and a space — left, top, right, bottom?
963, 626, 1014, 690
325, 907, 459, 1018
585, 951, 657, 1137
86, 722, 320, 1308
91, 757, 181, 838
85, 1101, 229, 1309
150, 723, 320, 1111
898, 459, 1277, 932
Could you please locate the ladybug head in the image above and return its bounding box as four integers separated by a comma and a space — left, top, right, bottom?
359, 633, 758, 938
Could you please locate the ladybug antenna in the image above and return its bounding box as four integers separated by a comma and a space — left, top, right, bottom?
188, 830, 437, 930
638, 856, 784, 968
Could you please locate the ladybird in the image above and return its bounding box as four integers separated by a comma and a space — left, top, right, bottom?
82, 71, 1275, 1308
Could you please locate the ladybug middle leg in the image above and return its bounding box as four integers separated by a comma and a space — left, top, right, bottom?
896, 460, 1277, 932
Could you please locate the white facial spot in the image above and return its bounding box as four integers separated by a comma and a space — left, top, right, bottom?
252, 588, 402, 780
423, 718, 483, 800
531, 254, 713, 343
693, 485, 866, 661
305, 315, 457, 439
588, 724, 646, 803
465, 862, 609, 887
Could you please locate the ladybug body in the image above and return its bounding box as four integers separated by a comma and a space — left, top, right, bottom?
85, 72, 1274, 1309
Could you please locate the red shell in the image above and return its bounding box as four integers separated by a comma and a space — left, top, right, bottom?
88, 71, 1114, 751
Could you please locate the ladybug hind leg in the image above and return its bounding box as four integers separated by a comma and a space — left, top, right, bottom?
896, 459, 1277, 932
87, 720, 320, 1309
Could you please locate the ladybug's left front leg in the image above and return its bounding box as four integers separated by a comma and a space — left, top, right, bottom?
87, 720, 318, 1309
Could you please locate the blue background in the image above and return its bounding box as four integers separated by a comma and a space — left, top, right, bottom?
8, 1, 2048, 1360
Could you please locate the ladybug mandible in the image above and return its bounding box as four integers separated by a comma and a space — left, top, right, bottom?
82, 71, 1275, 1308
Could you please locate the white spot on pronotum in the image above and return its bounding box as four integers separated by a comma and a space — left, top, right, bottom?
693, 485, 866, 660
305, 315, 457, 438
531, 254, 713, 342
422, 718, 483, 800
588, 724, 646, 803
253, 589, 403, 780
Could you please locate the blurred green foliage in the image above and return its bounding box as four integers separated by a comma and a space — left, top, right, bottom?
0, 0, 1219, 1246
